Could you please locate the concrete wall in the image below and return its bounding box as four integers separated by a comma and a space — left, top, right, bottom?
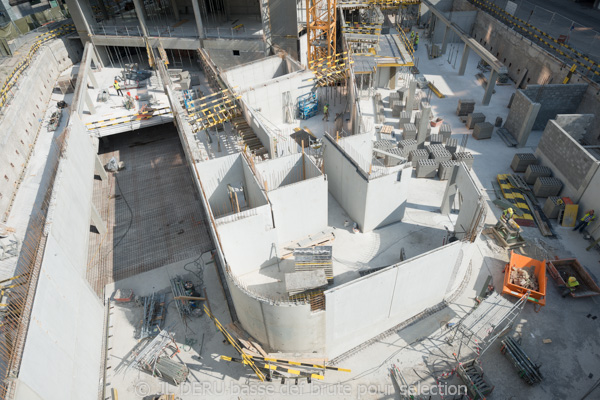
0, 38, 82, 221
555, 114, 594, 142
576, 86, 600, 144
521, 85, 587, 130
535, 119, 600, 201
15, 114, 104, 400
224, 56, 289, 91
363, 164, 411, 232
578, 169, 600, 240
432, 11, 477, 43
325, 240, 467, 359
421, 0, 454, 22
267, 0, 299, 59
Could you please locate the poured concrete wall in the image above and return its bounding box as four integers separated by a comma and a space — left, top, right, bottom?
535, 119, 600, 201
363, 164, 411, 232
432, 11, 477, 43
15, 115, 103, 400
0, 38, 82, 220
224, 56, 289, 91
325, 240, 468, 359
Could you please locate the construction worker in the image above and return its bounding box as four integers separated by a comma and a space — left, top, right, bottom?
562, 276, 580, 297
413, 33, 420, 51
495, 207, 514, 228
114, 79, 123, 96
410, 31, 415, 41
322, 103, 329, 121
572, 209, 596, 233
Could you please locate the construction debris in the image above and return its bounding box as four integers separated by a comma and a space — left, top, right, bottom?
153, 356, 189, 385
510, 266, 539, 292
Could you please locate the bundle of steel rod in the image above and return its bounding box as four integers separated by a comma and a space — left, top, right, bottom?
500, 337, 543, 385
139, 292, 166, 340
170, 276, 192, 318
153, 356, 189, 385
129, 330, 177, 372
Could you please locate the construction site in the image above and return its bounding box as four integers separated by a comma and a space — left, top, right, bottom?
0, 0, 599, 399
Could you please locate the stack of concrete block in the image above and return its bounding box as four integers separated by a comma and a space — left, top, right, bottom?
453, 152, 474, 169
414, 111, 422, 126
457, 99, 475, 116
429, 134, 443, 144
409, 149, 429, 167
524, 164, 552, 184
510, 153, 538, 172
466, 113, 486, 129
430, 149, 452, 163
438, 161, 459, 180
416, 159, 438, 178
445, 138, 458, 154
439, 123, 452, 142
390, 92, 402, 117
403, 123, 417, 140
542, 196, 564, 219
533, 177, 563, 197
473, 122, 494, 140
384, 148, 405, 166
426, 143, 445, 154
374, 139, 396, 150
399, 111, 411, 126
398, 139, 417, 157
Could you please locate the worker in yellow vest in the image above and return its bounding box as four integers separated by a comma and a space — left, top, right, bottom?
495, 207, 514, 229
413, 33, 419, 51
322, 103, 329, 121
572, 210, 596, 233
562, 276, 580, 297
410, 31, 415, 41
114, 80, 123, 96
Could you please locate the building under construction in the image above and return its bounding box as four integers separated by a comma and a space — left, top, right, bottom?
0, 0, 599, 399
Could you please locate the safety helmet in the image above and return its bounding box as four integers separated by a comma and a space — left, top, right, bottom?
507, 208, 513, 213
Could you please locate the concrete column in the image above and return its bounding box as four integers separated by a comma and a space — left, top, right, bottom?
405, 80, 417, 116
87, 70, 98, 88
132, 0, 149, 36
171, 0, 180, 21
90, 204, 106, 236
458, 44, 470, 76
85, 91, 97, 115
191, 0, 205, 38
441, 165, 460, 215
417, 103, 431, 148
95, 154, 108, 181
482, 70, 498, 106
516, 103, 541, 148
441, 25, 450, 54
65, 0, 95, 42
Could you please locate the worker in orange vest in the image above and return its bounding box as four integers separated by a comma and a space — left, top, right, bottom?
573, 210, 596, 233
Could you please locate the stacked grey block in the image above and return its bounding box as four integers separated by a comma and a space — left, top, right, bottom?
453, 152, 474, 169
445, 138, 458, 154
533, 177, 563, 197
384, 148, 405, 167
426, 144, 446, 154
473, 122, 494, 140
416, 159, 438, 178
414, 111, 422, 126
438, 161, 459, 180
457, 99, 475, 116
542, 196, 564, 219
439, 123, 452, 142
524, 164, 552, 184
390, 92, 402, 117
429, 134, 443, 144
510, 153, 538, 172
398, 139, 417, 157
466, 113, 486, 129
430, 149, 452, 163
403, 123, 417, 140
409, 149, 429, 167
399, 111, 411, 126
374, 139, 396, 150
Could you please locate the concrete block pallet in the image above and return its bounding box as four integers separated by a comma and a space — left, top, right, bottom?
438, 161, 458, 180
430, 149, 452, 163
439, 123, 452, 142
416, 159, 438, 178
384, 148, 405, 167
409, 149, 429, 167
456, 98, 475, 116
403, 123, 417, 140
398, 139, 417, 156
466, 113, 486, 129
414, 111, 422, 127
445, 138, 458, 154
399, 111, 411, 126
473, 122, 494, 140
429, 134, 443, 144
524, 164, 552, 185
542, 196, 563, 219
374, 139, 396, 150
425, 144, 446, 155
453, 152, 474, 169
533, 177, 563, 197
510, 153, 538, 172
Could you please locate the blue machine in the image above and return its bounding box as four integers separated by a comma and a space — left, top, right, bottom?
298, 92, 319, 120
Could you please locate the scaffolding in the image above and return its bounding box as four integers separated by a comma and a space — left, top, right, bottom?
449, 292, 530, 360
306, 0, 337, 68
